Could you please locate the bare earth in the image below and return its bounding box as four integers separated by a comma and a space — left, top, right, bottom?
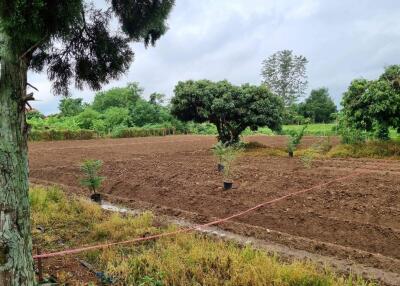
29, 135, 400, 283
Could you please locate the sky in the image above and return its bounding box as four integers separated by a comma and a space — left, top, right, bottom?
30, 0, 400, 114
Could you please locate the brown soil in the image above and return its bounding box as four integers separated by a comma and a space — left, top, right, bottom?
29, 135, 400, 282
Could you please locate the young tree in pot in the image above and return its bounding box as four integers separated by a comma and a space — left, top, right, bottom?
287, 125, 307, 157
0, 1, 174, 282
220, 144, 243, 190
212, 142, 226, 172
79, 160, 105, 203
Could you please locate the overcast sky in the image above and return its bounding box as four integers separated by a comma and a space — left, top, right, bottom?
30, 0, 400, 114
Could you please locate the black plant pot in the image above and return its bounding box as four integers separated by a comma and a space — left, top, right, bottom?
217, 163, 224, 172
90, 193, 102, 204
288, 151, 293, 158
223, 181, 233, 190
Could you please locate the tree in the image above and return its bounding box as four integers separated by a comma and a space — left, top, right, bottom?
0, 1, 174, 283
171, 80, 283, 144
76, 108, 101, 130
149, 92, 166, 105
59, 97, 84, 116
103, 107, 130, 131
282, 103, 306, 125
261, 50, 308, 106
341, 65, 400, 140
92, 82, 143, 112
298, 88, 337, 123
129, 99, 172, 127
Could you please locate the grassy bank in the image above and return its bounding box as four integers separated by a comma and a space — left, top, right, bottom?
245, 137, 400, 160
31, 186, 373, 285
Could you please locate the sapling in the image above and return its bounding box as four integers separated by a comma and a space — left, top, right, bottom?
287, 125, 308, 157
219, 144, 243, 190
212, 142, 226, 172
80, 159, 105, 202
300, 151, 314, 169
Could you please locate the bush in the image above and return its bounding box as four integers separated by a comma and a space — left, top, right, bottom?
338, 127, 367, 144
185, 122, 217, 135
28, 129, 96, 141
111, 127, 176, 138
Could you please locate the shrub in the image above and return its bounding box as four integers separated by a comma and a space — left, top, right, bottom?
338, 127, 367, 144
28, 129, 96, 141
111, 127, 176, 138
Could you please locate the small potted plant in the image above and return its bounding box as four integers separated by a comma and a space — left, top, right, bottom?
212, 142, 226, 172
79, 159, 105, 203
287, 125, 307, 157
219, 144, 242, 190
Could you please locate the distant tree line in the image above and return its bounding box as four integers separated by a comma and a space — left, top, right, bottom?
28, 82, 186, 135
29, 56, 399, 144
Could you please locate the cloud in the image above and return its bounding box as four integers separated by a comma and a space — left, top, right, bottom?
30, 0, 400, 114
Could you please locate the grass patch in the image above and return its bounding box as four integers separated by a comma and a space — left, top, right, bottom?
327, 140, 400, 158
243, 141, 288, 157
243, 136, 400, 160
30, 186, 374, 285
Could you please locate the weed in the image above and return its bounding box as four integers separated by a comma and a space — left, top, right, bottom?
300, 151, 315, 168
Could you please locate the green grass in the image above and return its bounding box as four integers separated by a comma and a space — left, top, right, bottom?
30, 186, 374, 285
327, 140, 400, 158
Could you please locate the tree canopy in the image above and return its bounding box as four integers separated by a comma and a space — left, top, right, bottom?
261, 50, 308, 106
171, 80, 283, 144
92, 82, 143, 112
298, 88, 337, 123
0, 0, 174, 95
341, 65, 400, 139
59, 97, 85, 116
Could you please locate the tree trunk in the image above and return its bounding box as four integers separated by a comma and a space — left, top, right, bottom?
0, 44, 35, 285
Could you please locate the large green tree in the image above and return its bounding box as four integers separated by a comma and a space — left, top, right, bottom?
92, 82, 143, 112
59, 97, 84, 116
261, 50, 308, 106
341, 65, 400, 140
171, 80, 283, 144
298, 88, 337, 123
0, 1, 174, 284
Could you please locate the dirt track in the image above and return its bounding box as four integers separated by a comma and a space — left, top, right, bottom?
29, 135, 400, 279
